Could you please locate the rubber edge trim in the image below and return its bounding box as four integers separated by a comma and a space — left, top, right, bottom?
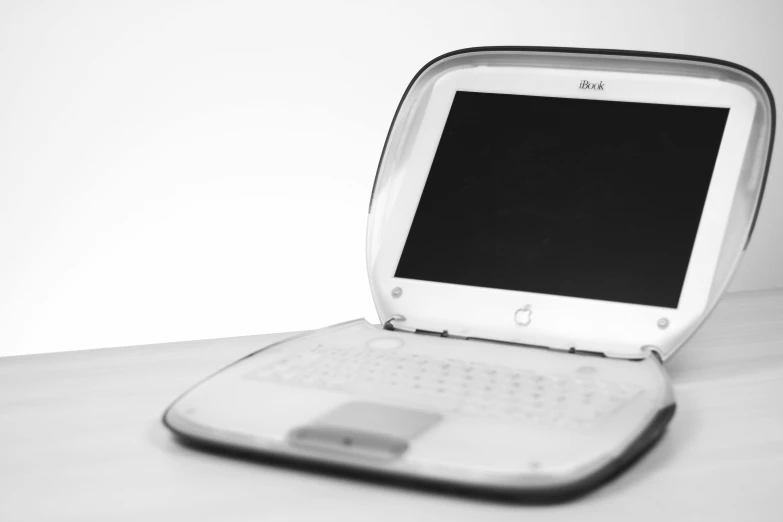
163, 401, 676, 503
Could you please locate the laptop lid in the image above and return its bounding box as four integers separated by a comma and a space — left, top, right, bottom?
366, 48, 775, 360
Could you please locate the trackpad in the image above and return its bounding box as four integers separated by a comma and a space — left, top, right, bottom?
288, 402, 442, 460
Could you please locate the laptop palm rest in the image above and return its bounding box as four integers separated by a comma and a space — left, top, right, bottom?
288, 402, 442, 460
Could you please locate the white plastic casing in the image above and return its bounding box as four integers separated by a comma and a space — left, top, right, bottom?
367, 48, 775, 361
165, 319, 674, 493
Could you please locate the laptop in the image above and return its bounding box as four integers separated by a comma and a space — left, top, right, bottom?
163, 48, 775, 499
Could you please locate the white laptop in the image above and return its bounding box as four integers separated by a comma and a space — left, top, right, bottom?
163, 48, 775, 499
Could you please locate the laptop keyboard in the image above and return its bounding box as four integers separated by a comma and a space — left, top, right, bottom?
245, 342, 643, 430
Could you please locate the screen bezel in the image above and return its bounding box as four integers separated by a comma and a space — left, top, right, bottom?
369, 65, 756, 358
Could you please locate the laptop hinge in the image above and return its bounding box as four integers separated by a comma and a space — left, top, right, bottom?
382, 316, 650, 360
383, 317, 464, 338
383, 316, 413, 332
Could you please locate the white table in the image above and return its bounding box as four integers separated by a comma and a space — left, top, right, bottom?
2, 289, 783, 521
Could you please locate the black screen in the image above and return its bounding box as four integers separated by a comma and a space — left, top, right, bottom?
394, 91, 730, 308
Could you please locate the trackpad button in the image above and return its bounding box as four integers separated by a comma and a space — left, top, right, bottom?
288, 402, 441, 460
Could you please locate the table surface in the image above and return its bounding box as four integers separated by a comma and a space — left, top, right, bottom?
2, 289, 783, 521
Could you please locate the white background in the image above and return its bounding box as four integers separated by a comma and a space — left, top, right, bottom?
1, 0, 781, 357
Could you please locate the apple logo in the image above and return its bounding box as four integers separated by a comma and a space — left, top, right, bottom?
514, 305, 533, 326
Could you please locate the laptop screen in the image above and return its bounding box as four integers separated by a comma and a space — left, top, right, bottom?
394, 91, 730, 309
